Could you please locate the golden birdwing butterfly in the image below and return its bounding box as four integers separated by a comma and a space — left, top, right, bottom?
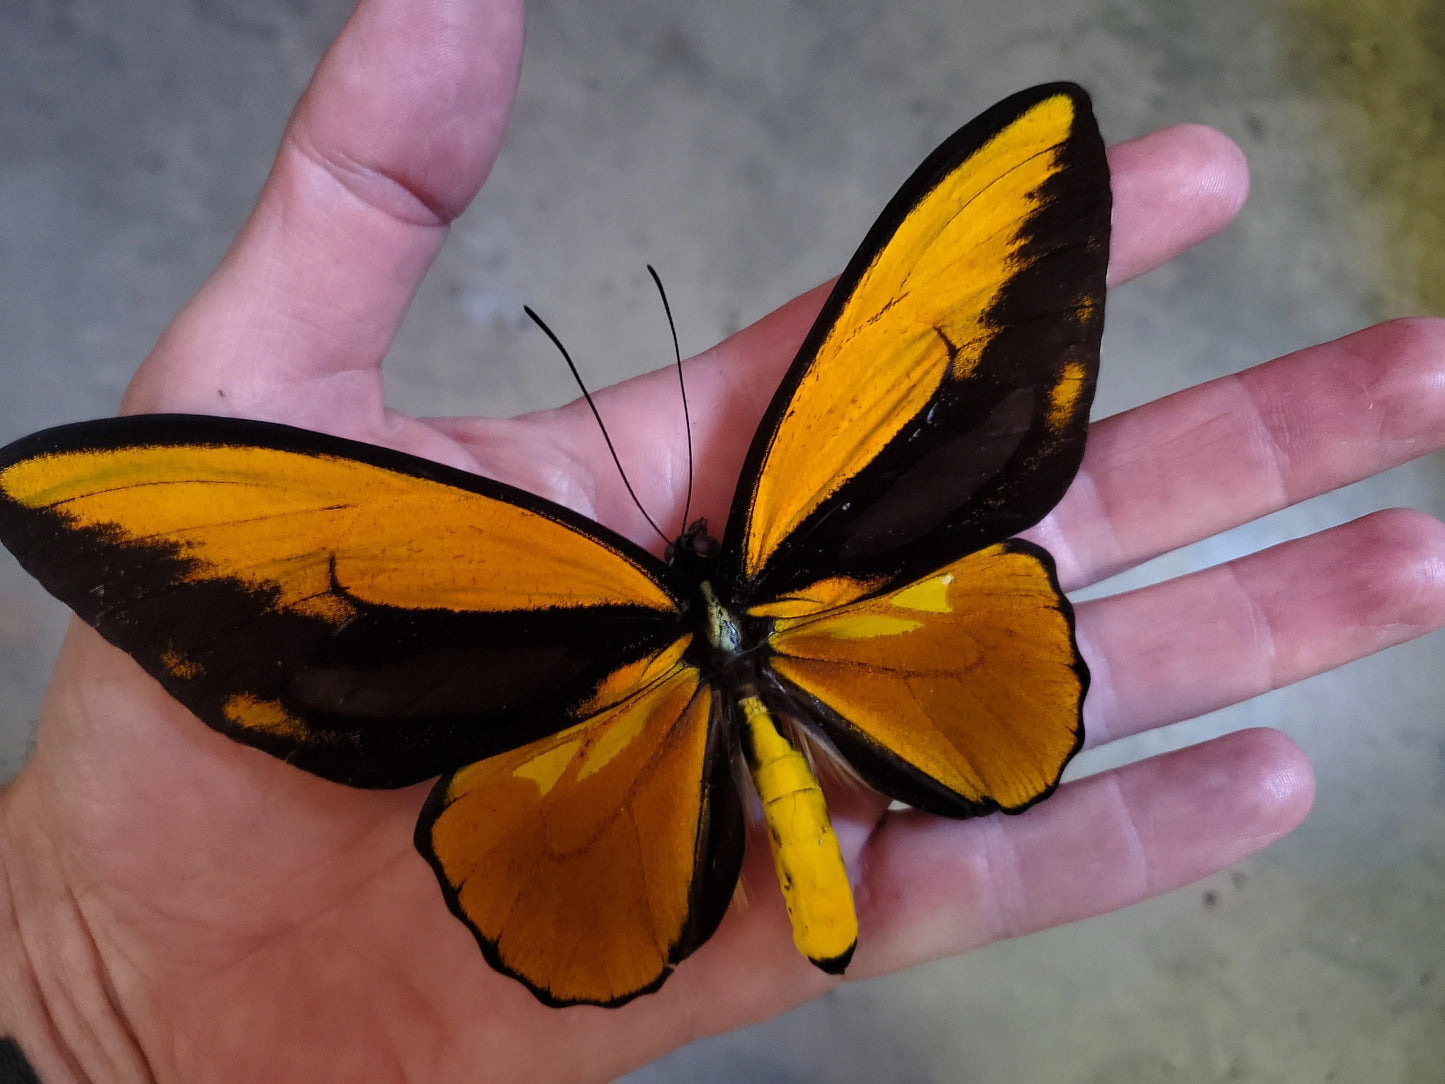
0, 83, 1109, 1007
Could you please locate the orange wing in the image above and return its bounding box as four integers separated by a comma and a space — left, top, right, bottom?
762, 540, 1085, 816
416, 657, 744, 1007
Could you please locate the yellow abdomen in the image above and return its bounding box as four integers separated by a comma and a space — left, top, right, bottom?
739, 694, 857, 972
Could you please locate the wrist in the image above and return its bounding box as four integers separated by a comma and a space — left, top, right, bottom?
0, 774, 149, 1083
0, 779, 71, 1081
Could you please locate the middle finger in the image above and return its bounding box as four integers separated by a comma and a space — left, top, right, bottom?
1075, 507, 1445, 748
1032, 318, 1445, 590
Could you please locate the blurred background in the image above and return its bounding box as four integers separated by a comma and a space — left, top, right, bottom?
1, 1, 1441, 1080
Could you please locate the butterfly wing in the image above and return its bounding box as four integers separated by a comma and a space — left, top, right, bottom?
759, 541, 1086, 818
417, 654, 745, 1007
725, 83, 1109, 604
0, 415, 687, 787
729, 83, 1109, 814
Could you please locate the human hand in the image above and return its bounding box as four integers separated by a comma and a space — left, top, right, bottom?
2, 1, 1443, 1081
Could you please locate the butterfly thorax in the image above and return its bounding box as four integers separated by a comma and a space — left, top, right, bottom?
697, 580, 742, 653
668, 518, 767, 688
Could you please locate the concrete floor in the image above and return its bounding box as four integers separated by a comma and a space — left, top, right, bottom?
2, 1, 1442, 1080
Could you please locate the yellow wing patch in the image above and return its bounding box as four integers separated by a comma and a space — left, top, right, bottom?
746, 575, 888, 620
159, 648, 203, 680
1046, 358, 1091, 433
768, 544, 1082, 811
744, 92, 1084, 578
222, 694, 307, 740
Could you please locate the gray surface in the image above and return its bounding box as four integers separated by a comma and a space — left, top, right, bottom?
2, 1, 1442, 1080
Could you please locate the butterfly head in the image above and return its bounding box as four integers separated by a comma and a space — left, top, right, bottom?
665, 517, 721, 578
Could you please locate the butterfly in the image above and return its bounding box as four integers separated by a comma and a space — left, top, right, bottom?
0, 83, 1110, 1007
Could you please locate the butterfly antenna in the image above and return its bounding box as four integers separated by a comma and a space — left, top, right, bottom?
523, 306, 670, 546
647, 264, 695, 534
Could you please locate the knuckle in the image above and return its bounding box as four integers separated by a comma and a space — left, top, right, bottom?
1344, 508, 1445, 628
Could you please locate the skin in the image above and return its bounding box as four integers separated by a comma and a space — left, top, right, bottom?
2, 0, 1444, 1080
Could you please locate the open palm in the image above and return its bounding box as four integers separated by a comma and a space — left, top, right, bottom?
2, 1, 1442, 1081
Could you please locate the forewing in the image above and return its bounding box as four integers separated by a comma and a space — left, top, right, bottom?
0, 415, 684, 787
728, 83, 1110, 602
761, 541, 1085, 817
417, 664, 744, 1007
